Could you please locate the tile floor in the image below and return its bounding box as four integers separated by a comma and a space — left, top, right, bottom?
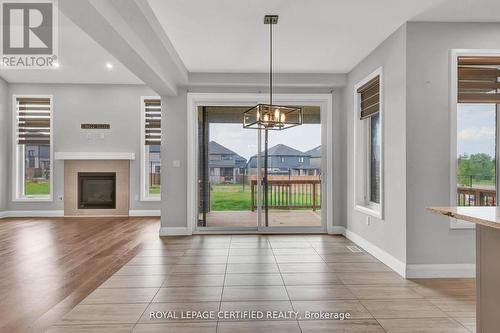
47, 235, 476, 333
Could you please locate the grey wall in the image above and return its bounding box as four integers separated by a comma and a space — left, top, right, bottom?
405, 22, 500, 265
6, 83, 159, 212
0, 78, 8, 212
332, 88, 347, 228
345, 24, 407, 263
161, 90, 188, 228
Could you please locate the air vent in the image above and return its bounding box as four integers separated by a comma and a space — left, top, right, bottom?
347, 245, 362, 253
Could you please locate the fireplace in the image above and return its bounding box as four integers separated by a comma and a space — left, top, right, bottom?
78, 172, 116, 209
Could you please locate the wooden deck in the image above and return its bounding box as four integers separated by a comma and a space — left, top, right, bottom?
205, 210, 321, 227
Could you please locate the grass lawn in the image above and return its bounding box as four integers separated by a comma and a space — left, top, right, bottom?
149, 185, 161, 195
210, 183, 321, 211
25, 181, 50, 195
211, 184, 251, 211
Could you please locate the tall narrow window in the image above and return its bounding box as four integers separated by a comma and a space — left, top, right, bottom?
456, 56, 500, 206
142, 97, 161, 199
15, 96, 52, 200
354, 70, 383, 218
359, 75, 381, 205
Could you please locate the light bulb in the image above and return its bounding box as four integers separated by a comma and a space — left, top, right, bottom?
274, 109, 280, 121
263, 114, 269, 122
280, 113, 286, 122
256, 111, 260, 121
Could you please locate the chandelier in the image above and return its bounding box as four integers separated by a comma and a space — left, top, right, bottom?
243, 15, 303, 130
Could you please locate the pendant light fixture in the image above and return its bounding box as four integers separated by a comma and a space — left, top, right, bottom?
243, 15, 303, 130
243, 15, 302, 227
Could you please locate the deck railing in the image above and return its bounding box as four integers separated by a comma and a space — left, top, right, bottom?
251, 179, 321, 211
457, 186, 496, 206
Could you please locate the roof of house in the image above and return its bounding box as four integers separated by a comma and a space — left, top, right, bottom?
208, 141, 246, 165
305, 145, 321, 158
209, 141, 238, 156
249, 144, 308, 159
267, 144, 308, 156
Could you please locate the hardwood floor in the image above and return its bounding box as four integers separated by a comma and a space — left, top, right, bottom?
0, 216, 160, 333
0, 217, 476, 333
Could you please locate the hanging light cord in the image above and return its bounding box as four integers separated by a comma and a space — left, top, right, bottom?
269, 20, 273, 105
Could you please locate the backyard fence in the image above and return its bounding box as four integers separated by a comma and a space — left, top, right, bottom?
251, 179, 321, 211
149, 173, 161, 186
457, 186, 495, 206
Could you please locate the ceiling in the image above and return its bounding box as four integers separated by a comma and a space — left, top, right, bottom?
147, 0, 446, 73
1, 0, 499, 85
413, 0, 500, 22
0, 11, 142, 84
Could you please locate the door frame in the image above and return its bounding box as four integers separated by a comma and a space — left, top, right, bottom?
187, 93, 333, 234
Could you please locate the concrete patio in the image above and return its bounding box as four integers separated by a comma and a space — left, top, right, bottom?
205, 210, 322, 228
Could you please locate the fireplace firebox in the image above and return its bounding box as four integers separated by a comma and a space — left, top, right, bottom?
78, 172, 116, 209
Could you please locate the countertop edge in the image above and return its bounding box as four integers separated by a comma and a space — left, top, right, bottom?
427, 207, 500, 230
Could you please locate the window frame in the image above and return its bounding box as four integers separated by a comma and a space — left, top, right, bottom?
353, 68, 384, 219
140, 96, 161, 201
12, 94, 54, 202
450, 50, 500, 229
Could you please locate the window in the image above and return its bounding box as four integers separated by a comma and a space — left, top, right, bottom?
280, 157, 285, 163
354, 69, 383, 218
141, 97, 161, 200
14, 96, 52, 200
298, 157, 304, 163
369, 112, 381, 204
456, 56, 499, 207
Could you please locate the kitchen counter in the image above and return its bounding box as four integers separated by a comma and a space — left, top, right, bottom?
428, 206, 500, 333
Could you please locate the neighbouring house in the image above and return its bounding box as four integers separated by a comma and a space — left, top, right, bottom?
208, 141, 247, 184
24, 144, 50, 179
246, 144, 321, 176
147, 144, 161, 186
305, 145, 321, 175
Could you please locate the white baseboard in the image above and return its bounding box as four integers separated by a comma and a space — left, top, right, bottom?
0, 210, 64, 218
159, 227, 192, 236
129, 210, 161, 217
345, 229, 407, 278
406, 264, 476, 278
329, 226, 346, 235
0, 211, 7, 219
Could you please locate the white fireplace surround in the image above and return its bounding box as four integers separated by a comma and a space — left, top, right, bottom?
55, 152, 135, 160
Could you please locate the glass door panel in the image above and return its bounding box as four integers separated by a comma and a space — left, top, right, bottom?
259, 106, 322, 228
197, 106, 259, 229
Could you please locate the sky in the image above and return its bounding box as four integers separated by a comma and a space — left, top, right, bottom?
210, 123, 322, 160
457, 104, 496, 158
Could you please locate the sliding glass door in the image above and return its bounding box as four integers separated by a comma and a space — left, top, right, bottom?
197, 105, 324, 231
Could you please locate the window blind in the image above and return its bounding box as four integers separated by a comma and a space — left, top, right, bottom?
16, 97, 51, 145
357, 75, 380, 120
458, 56, 500, 103
144, 98, 161, 145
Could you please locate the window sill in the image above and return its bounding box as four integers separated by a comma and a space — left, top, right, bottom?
140, 196, 161, 202
354, 204, 383, 220
13, 196, 53, 202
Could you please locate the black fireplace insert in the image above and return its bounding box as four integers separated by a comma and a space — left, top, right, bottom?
78, 172, 116, 209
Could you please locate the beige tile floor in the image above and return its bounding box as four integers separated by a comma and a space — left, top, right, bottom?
47, 235, 476, 333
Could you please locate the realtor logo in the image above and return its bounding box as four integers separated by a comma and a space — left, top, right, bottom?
1, 0, 58, 69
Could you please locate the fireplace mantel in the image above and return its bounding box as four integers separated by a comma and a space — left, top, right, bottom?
55, 152, 135, 160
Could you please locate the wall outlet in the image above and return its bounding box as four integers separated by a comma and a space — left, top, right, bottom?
366, 216, 370, 226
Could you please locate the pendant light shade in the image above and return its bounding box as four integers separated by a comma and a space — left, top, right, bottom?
243, 15, 303, 130
243, 104, 302, 130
